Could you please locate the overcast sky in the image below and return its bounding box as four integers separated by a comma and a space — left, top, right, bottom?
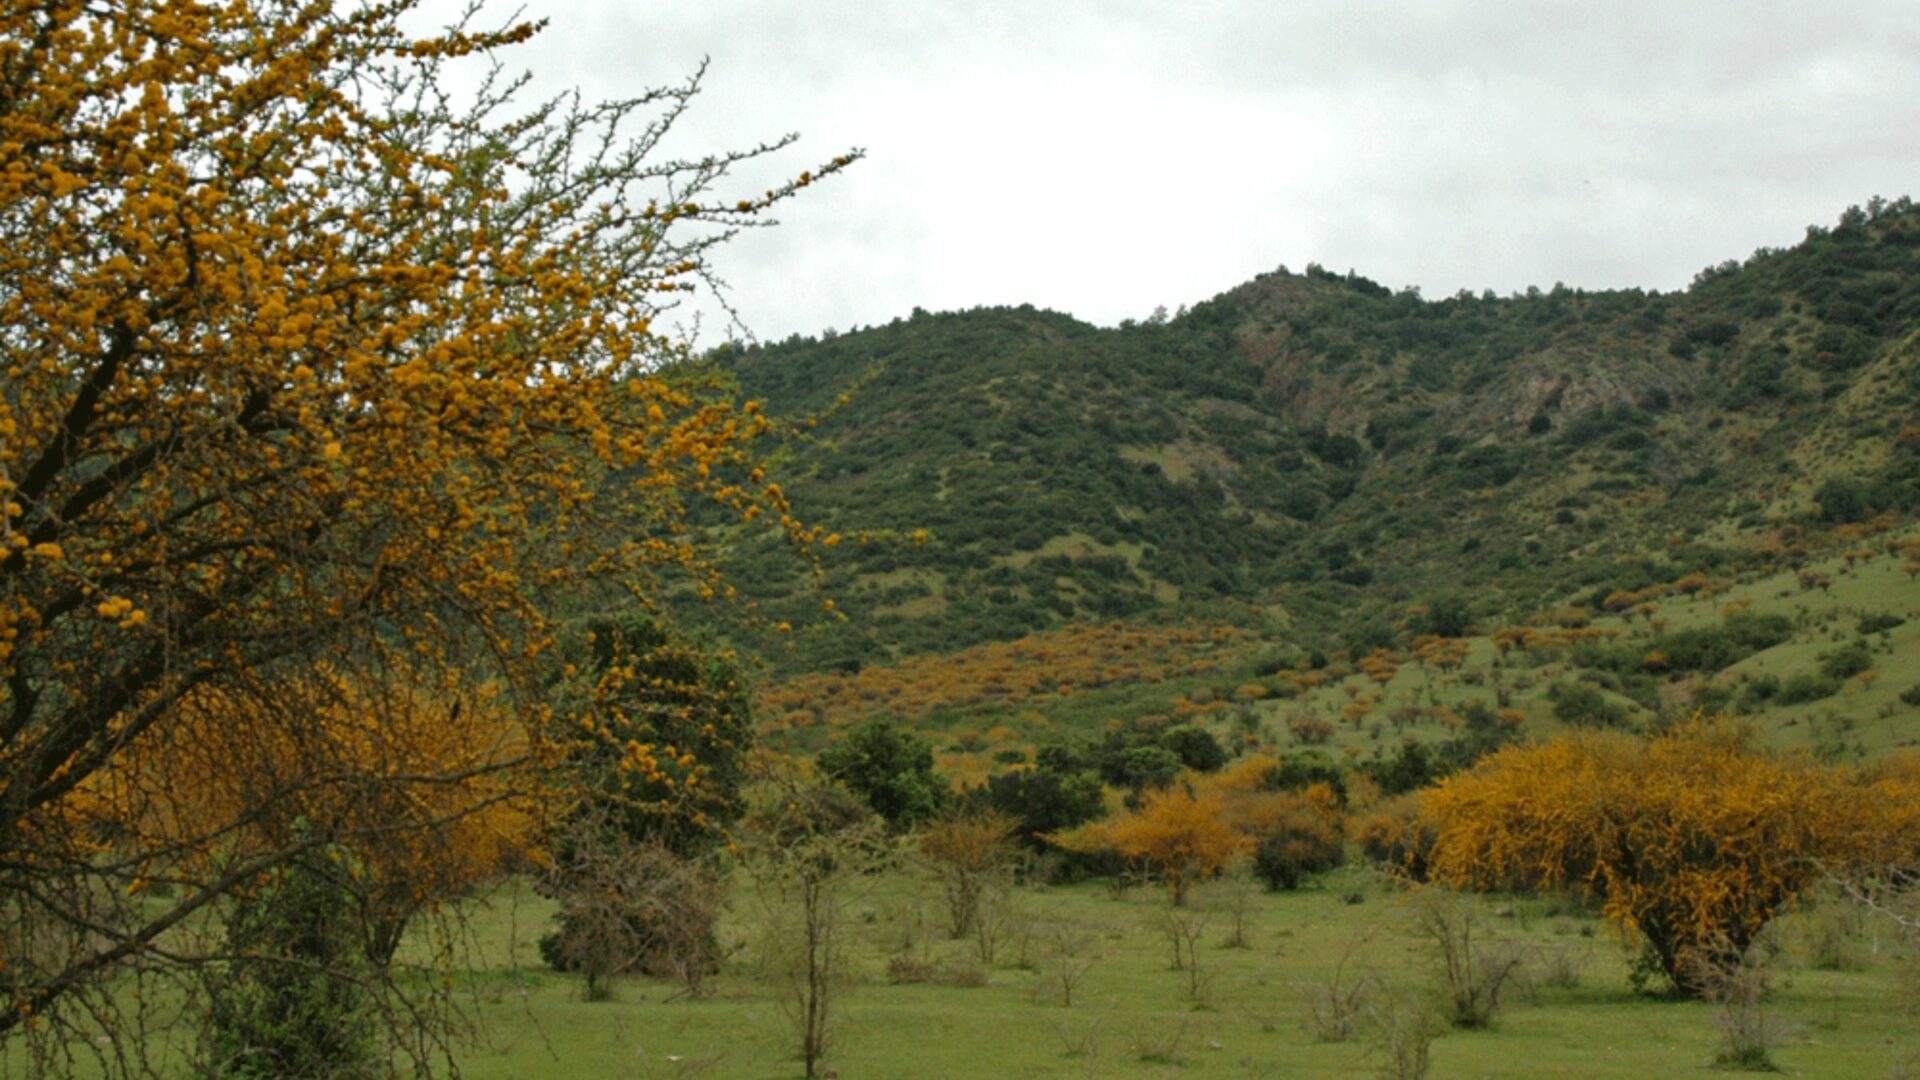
415, 0, 1920, 343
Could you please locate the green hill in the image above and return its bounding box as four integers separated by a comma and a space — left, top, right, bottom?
701, 198, 1918, 690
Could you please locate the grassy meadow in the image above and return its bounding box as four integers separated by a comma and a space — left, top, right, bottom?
436, 869, 1918, 1079
436, 536, 1920, 1079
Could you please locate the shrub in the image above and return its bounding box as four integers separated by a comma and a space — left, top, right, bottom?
1690, 945, 1784, 1072
1421, 720, 1872, 995
1289, 715, 1336, 745
1300, 938, 1374, 1042
1369, 990, 1443, 1079
1776, 672, 1841, 705
917, 812, 1019, 938
1268, 750, 1351, 801
198, 849, 375, 1078
1350, 794, 1434, 880
1692, 682, 1737, 715
1236, 791, 1346, 891
1159, 725, 1229, 773
1112, 745, 1185, 790
1737, 675, 1781, 712
1815, 476, 1874, 523
1410, 889, 1527, 1029
747, 782, 892, 1080
1636, 614, 1795, 675
1052, 788, 1248, 906
539, 825, 726, 1000
1549, 682, 1627, 728
818, 721, 945, 827
1819, 640, 1873, 681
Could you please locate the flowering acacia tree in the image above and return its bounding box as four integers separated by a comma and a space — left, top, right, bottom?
1419, 720, 1886, 993
1054, 787, 1248, 906
0, 0, 850, 1062
94, 664, 541, 967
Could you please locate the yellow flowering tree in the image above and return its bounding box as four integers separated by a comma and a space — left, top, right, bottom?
89, 664, 541, 966
1420, 720, 1883, 993
1058, 787, 1249, 906
0, 0, 849, 1054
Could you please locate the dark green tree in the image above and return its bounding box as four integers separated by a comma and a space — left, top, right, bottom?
817, 722, 944, 827
1105, 745, 1185, 792
1814, 477, 1873, 524
1549, 682, 1626, 729
968, 766, 1105, 849
1159, 726, 1229, 773
548, 614, 754, 858
1411, 593, 1476, 638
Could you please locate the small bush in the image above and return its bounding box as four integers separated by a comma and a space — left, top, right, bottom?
938, 960, 989, 988
1860, 613, 1906, 635
1410, 890, 1527, 1029
1693, 682, 1737, 715
1128, 1016, 1191, 1065
1549, 682, 1626, 728
886, 955, 935, 984
1160, 725, 1228, 772
1737, 675, 1782, 712
1351, 795, 1434, 880
1819, 640, 1873, 681
1290, 715, 1336, 745
1037, 923, 1100, 1008
1690, 947, 1784, 1072
1247, 795, 1347, 891
918, 812, 1018, 938
1369, 991, 1442, 1080
198, 851, 376, 1078
1776, 672, 1841, 705
1301, 939, 1374, 1042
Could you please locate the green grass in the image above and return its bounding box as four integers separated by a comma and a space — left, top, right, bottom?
14, 867, 1916, 1077
432, 871, 1918, 1079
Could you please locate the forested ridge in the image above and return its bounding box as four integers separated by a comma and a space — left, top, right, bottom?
706, 199, 1920, 678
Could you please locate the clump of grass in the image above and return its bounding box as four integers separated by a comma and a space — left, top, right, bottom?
1127, 1016, 1191, 1065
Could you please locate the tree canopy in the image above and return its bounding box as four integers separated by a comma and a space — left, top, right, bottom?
817, 721, 944, 827
0, 0, 848, 1058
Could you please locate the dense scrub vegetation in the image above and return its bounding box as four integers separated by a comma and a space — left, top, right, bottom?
705, 199, 1920, 682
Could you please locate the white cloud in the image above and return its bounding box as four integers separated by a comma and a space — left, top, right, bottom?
409, 0, 1920, 340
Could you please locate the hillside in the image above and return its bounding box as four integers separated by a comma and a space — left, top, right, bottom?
698, 199, 1917, 693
